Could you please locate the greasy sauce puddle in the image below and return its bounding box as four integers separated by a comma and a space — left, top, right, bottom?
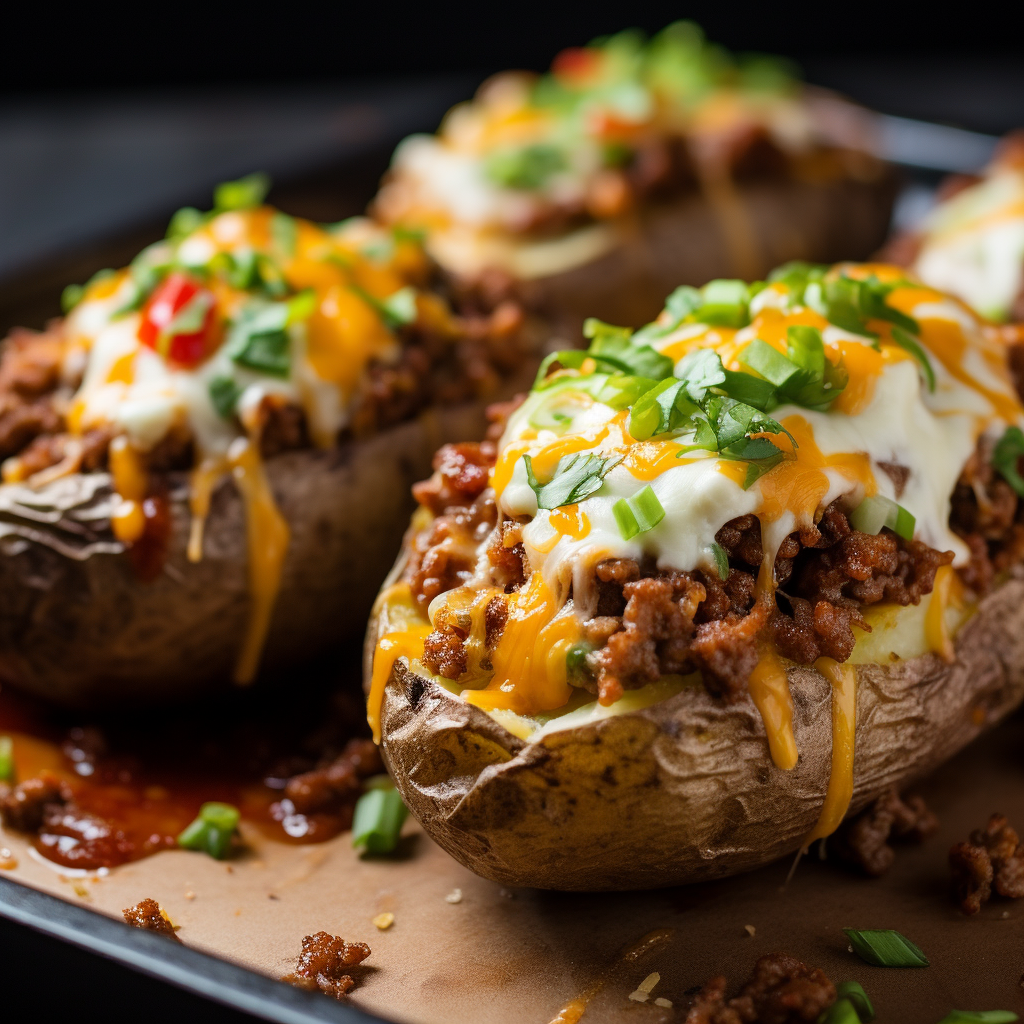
0, 664, 372, 872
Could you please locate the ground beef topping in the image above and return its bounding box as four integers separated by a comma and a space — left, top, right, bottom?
123, 898, 180, 941
684, 952, 836, 1024
829, 788, 938, 877
950, 813, 1024, 915
283, 932, 371, 999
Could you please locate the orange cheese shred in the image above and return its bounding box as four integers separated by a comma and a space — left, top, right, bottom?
463, 572, 578, 716
804, 657, 857, 845
367, 625, 431, 744
748, 646, 798, 771
228, 439, 291, 685
108, 435, 149, 545
925, 563, 962, 663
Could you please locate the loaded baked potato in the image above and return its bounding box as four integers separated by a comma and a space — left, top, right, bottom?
887, 130, 1024, 323
0, 175, 539, 705
374, 23, 897, 335
367, 261, 1024, 890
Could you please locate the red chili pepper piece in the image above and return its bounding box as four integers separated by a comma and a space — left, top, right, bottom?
138, 271, 218, 367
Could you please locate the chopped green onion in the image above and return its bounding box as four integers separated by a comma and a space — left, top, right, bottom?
524, 452, 621, 510
664, 285, 702, 321
613, 486, 666, 541
843, 928, 929, 967
709, 541, 729, 580
835, 981, 874, 1022
740, 339, 802, 389
270, 212, 298, 257
565, 642, 594, 683
595, 374, 659, 411
214, 172, 271, 212
381, 286, 418, 327
208, 376, 243, 419
677, 349, 727, 399
696, 279, 750, 327
818, 999, 861, 1024
720, 369, 778, 411
226, 302, 292, 377
992, 426, 1024, 497
166, 206, 205, 241
935, 1012, 1019, 1024
890, 326, 936, 392
849, 495, 915, 541
391, 225, 426, 244
353, 786, 408, 855
61, 283, 85, 313
0, 736, 13, 782
177, 802, 240, 860
628, 379, 699, 440
786, 325, 826, 380
484, 143, 565, 190
584, 319, 674, 380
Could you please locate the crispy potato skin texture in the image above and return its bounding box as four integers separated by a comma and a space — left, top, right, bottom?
519, 173, 898, 335
0, 396, 522, 707
369, 568, 1024, 891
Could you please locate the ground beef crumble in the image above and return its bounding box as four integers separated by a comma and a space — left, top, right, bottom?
283, 932, 371, 999
950, 813, 1024, 915
123, 898, 180, 941
684, 952, 835, 1024
829, 787, 938, 877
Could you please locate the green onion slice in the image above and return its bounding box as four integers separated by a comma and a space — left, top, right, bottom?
214, 172, 271, 213
992, 426, 1024, 497
177, 802, 240, 860
613, 485, 666, 541
352, 786, 409, 855
740, 338, 803, 389
0, 736, 13, 782
890, 326, 936, 392
843, 928, 929, 967
208, 376, 243, 420
849, 495, 915, 541
819, 998, 861, 1024
835, 981, 875, 1021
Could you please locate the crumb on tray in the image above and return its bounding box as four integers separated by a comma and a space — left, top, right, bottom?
283, 931, 371, 999
123, 898, 180, 941
445, 888, 463, 904
950, 812, 1024, 914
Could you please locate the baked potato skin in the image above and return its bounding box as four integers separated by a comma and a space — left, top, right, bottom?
516, 172, 899, 336
369, 568, 1024, 891
0, 397, 509, 707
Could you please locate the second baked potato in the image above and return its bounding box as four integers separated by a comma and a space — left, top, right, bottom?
367, 261, 1024, 889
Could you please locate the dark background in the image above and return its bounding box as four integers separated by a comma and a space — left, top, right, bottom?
4, 1, 1024, 98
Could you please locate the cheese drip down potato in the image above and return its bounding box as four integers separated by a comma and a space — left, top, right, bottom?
366, 262, 1024, 890
890, 131, 1024, 324
374, 23, 896, 335
0, 175, 539, 705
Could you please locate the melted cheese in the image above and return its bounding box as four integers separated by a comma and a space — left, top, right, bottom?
748, 647, 798, 771
913, 167, 1024, 322
227, 438, 291, 685
804, 657, 857, 845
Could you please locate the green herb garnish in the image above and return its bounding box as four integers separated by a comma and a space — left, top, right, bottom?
208, 376, 244, 419
834, 981, 874, 1022
843, 928, 929, 968
524, 452, 622, 510
353, 785, 408, 855
484, 143, 565, 190
214, 172, 271, 212
709, 541, 729, 580
178, 802, 240, 860
935, 1013, 1019, 1024
992, 426, 1024, 497
849, 495, 915, 541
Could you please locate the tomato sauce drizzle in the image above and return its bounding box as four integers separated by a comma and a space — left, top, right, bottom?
0, 669, 374, 871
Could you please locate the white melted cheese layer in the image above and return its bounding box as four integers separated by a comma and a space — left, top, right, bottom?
914, 170, 1024, 321
499, 300, 1020, 596
68, 290, 310, 461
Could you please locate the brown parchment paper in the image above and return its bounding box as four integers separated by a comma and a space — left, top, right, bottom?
2, 714, 1024, 1024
